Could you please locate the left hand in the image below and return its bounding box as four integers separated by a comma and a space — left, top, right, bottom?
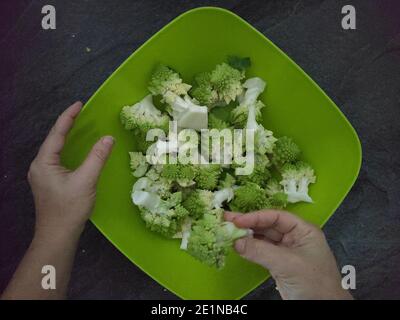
28, 101, 114, 239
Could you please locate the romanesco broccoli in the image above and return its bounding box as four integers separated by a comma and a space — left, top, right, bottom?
148, 64, 191, 98
183, 189, 214, 219
186, 209, 250, 268
280, 161, 316, 203
272, 136, 301, 166
229, 182, 270, 213
129, 152, 149, 177
120, 94, 169, 133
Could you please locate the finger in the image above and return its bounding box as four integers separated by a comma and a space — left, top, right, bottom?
37, 101, 83, 163
234, 237, 286, 270
75, 136, 114, 184
233, 210, 304, 234
224, 211, 242, 222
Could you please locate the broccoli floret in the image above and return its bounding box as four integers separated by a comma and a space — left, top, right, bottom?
229, 182, 270, 213
280, 161, 316, 203
190, 72, 219, 107
132, 175, 172, 200
210, 63, 244, 104
183, 189, 214, 219
133, 182, 189, 238
194, 164, 222, 190
265, 178, 288, 209
186, 209, 249, 268
237, 154, 271, 187
231, 77, 266, 128
140, 203, 189, 238
255, 127, 277, 155
120, 94, 170, 133
161, 163, 196, 187
231, 100, 265, 128
148, 64, 191, 97
272, 136, 301, 166
129, 152, 149, 177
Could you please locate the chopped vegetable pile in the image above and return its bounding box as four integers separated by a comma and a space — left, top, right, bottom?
120, 57, 316, 269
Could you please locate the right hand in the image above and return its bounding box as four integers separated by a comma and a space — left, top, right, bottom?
225, 210, 353, 300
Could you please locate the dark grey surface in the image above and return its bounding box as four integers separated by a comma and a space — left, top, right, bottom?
1, 0, 400, 299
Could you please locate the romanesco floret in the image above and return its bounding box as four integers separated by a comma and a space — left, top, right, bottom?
129, 152, 149, 177
229, 182, 270, 213
272, 136, 301, 166
194, 164, 222, 190
133, 185, 189, 237
237, 154, 271, 187
183, 189, 214, 219
161, 163, 196, 187
231, 100, 264, 128
140, 203, 189, 238
186, 209, 249, 268
190, 72, 219, 107
231, 77, 266, 127
255, 126, 277, 155
265, 178, 288, 209
148, 64, 191, 97
120, 94, 170, 133
210, 63, 244, 104
280, 161, 316, 203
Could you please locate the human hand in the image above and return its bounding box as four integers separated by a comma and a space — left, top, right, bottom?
225, 210, 352, 300
28, 102, 114, 239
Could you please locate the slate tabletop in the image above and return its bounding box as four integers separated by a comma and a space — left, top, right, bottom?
1, 0, 399, 300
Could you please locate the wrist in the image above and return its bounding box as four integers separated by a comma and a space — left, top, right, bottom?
34, 221, 85, 244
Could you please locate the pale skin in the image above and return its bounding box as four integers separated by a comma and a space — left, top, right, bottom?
1, 102, 114, 299
225, 211, 353, 300
2, 102, 351, 300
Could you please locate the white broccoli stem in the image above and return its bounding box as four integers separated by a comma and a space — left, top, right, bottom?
284, 179, 313, 203
132, 177, 152, 191
298, 177, 313, 203
140, 94, 163, 118
165, 92, 208, 130
132, 190, 161, 212
246, 104, 258, 130
242, 77, 266, 106
212, 188, 234, 208
146, 138, 178, 165
179, 218, 192, 250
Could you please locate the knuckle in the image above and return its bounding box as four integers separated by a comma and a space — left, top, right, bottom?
28, 160, 39, 176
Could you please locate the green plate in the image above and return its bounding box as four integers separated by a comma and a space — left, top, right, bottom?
61, 7, 362, 299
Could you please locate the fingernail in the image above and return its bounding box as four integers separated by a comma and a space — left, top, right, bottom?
235, 238, 246, 254
102, 136, 114, 147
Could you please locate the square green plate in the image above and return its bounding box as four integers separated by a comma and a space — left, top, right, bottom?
61, 7, 362, 299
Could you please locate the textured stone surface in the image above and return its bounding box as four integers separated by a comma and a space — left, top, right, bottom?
1, 0, 399, 299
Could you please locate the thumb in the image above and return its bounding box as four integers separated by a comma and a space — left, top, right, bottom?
76, 136, 114, 184
234, 237, 286, 270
